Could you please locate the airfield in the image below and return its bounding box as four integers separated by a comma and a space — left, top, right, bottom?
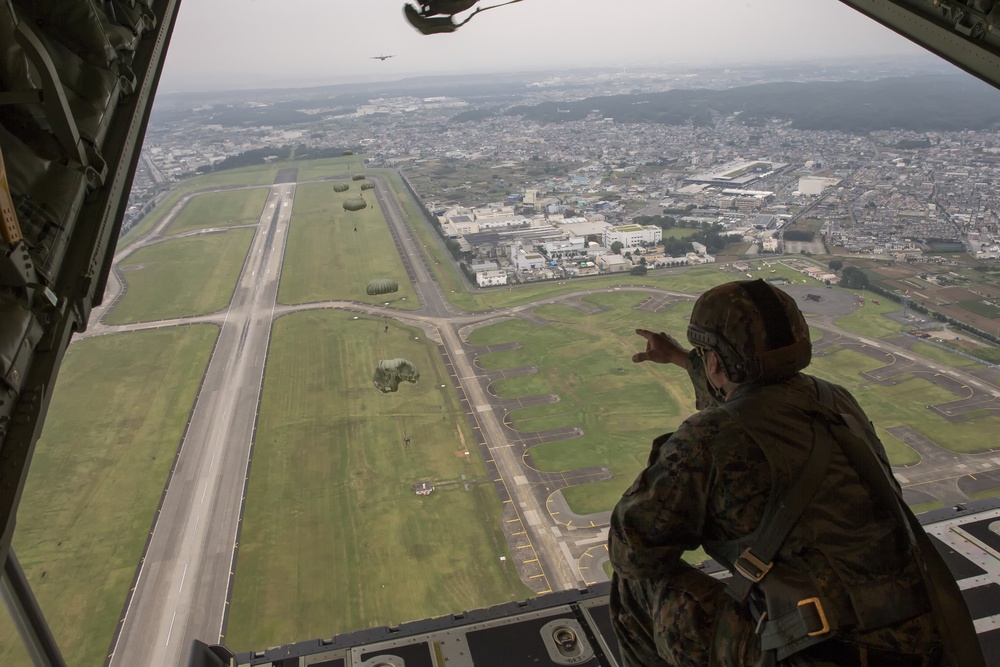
4, 158, 1000, 666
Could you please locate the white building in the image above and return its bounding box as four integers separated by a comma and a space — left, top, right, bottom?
476, 269, 508, 287
542, 237, 586, 259
798, 176, 841, 195
603, 224, 662, 248
514, 251, 547, 271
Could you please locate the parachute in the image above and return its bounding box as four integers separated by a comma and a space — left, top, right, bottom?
360, 182, 375, 191
352, 175, 366, 181
343, 197, 367, 212
333, 183, 349, 193
366, 279, 399, 296
373, 358, 420, 393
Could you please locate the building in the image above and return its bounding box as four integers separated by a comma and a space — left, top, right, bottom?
798, 176, 841, 195
603, 224, 662, 248
476, 269, 508, 287
596, 254, 631, 273
514, 251, 546, 271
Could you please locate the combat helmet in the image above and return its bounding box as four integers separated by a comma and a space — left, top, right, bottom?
687, 279, 811, 383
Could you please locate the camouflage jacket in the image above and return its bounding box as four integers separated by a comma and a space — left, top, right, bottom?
609, 352, 937, 649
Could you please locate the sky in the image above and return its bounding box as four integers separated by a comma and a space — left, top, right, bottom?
159, 0, 932, 92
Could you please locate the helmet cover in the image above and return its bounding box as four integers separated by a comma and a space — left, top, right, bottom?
687, 279, 811, 383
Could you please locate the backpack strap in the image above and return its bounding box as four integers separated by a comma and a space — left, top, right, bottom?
718, 395, 833, 604
811, 376, 984, 667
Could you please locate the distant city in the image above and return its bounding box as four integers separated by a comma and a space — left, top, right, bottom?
126, 64, 1000, 288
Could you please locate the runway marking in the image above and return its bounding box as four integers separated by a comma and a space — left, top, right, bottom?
165, 610, 177, 646
178, 563, 188, 594
201, 484, 208, 504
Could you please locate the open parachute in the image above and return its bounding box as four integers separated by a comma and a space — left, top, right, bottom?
333, 183, 349, 193
360, 182, 375, 191
343, 197, 367, 211
352, 174, 366, 181
366, 278, 399, 296
373, 358, 420, 393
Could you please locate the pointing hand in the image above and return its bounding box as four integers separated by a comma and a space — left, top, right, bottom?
633, 329, 690, 367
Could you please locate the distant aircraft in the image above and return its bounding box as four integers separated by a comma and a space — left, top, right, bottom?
371, 54, 396, 61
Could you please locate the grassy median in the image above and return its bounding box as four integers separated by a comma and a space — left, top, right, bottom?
277, 181, 419, 309
1, 326, 217, 667
226, 311, 530, 650
165, 187, 270, 235
107, 228, 254, 323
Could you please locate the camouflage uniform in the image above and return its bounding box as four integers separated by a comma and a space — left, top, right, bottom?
609, 354, 940, 666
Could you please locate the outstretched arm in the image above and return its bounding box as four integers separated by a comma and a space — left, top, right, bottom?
632, 329, 718, 409
632, 329, 690, 368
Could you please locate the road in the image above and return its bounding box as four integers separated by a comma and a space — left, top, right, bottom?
88, 173, 1000, 664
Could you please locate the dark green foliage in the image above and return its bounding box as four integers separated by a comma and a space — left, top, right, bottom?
661, 225, 730, 256
784, 230, 815, 242
841, 267, 870, 290
829, 259, 844, 272
630, 265, 648, 276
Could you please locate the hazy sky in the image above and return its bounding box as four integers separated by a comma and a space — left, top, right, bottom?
159, 0, 931, 92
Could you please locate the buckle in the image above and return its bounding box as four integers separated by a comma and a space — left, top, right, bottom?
734, 548, 773, 583
798, 597, 830, 637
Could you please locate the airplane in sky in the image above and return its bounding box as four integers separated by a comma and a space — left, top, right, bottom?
371, 54, 396, 61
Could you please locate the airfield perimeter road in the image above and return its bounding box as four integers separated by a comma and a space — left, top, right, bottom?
87, 173, 1000, 665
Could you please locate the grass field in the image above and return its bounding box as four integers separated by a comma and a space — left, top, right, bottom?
662, 227, 699, 239
165, 188, 270, 235
910, 341, 987, 371
107, 229, 254, 324
277, 181, 419, 309
465, 291, 1000, 515
226, 311, 530, 649
833, 298, 906, 338
0, 326, 217, 667
958, 298, 1000, 319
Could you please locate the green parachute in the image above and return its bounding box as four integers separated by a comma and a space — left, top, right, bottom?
343, 197, 367, 212
360, 182, 375, 191
366, 278, 399, 296
352, 174, 366, 181
373, 358, 420, 393
333, 183, 349, 193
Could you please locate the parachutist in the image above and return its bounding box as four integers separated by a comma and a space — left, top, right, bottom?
384, 325, 389, 333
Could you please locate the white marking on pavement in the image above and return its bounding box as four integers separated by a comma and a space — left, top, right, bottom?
165, 611, 177, 646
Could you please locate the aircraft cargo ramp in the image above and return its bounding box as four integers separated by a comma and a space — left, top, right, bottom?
223, 500, 1000, 667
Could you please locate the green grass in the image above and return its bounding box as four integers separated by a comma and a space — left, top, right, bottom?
969, 487, 1000, 500
810, 347, 995, 456
1, 326, 217, 667
119, 166, 287, 246
958, 299, 1000, 319
471, 295, 698, 515
166, 188, 270, 235
470, 293, 1000, 514
662, 227, 699, 239
833, 296, 904, 338
277, 181, 419, 309
909, 500, 944, 515
226, 311, 530, 649
107, 229, 254, 323
910, 341, 985, 370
